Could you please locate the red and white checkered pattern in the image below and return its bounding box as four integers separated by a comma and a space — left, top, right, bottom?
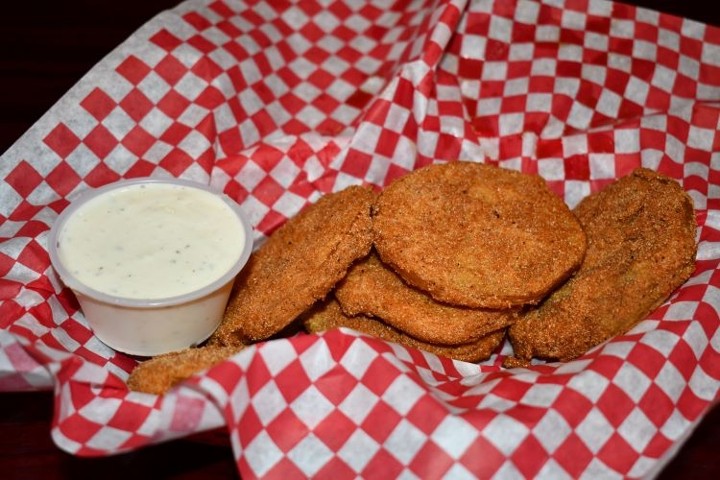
2, 0, 720, 477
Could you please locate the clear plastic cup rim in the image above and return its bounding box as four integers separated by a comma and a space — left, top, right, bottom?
48, 177, 254, 309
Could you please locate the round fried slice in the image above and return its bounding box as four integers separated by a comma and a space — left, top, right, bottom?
506, 168, 698, 363
127, 345, 242, 395
303, 298, 506, 363
211, 186, 375, 345
335, 251, 516, 345
373, 161, 586, 309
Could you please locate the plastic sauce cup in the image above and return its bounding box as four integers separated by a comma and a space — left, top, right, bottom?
48, 178, 253, 357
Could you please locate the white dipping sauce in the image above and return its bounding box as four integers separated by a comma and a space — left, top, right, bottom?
57, 182, 246, 300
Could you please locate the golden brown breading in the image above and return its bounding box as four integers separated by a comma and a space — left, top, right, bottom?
335, 251, 516, 345
507, 168, 698, 363
303, 298, 506, 363
211, 186, 375, 345
373, 161, 586, 309
127, 345, 242, 395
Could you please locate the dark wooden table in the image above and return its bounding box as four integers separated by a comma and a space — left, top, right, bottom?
1, 1, 719, 478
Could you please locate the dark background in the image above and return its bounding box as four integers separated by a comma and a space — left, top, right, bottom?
0, 0, 185, 154
1, 1, 719, 478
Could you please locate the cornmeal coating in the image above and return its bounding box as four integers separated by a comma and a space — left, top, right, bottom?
335, 251, 516, 345
507, 168, 698, 363
373, 161, 586, 309
127, 345, 242, 395
211, 186, 375, 345
303, 298, 506, 363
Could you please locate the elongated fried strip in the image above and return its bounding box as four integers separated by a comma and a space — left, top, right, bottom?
335, 251, 516, 345
303, 298, 505, 363
211, 186, 375, 345
127, 345, 242, 395
507, 168, 697, 363
373, 161, 586, 309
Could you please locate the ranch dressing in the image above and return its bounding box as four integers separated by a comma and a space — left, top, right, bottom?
56, 182, 247, 300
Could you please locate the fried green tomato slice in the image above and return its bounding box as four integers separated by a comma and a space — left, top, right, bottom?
303, 298, 506, 363
127, 345, 242, 395
506, 168, 698, 364
335, 251, 516, 345
211, 186, 375, 345
373, 161, 586, 309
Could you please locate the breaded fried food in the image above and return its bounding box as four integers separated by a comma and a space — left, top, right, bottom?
335, 251, 516, 345
211, 186, 375, 345
303, 298, 506, 363
127, 345, 242, 395
373, 161, 586, 309
506, 168, 697, 364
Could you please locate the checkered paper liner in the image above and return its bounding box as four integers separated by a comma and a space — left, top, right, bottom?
1, 0, 720, 477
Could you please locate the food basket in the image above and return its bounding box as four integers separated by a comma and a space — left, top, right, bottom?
1, 0, 719, 477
